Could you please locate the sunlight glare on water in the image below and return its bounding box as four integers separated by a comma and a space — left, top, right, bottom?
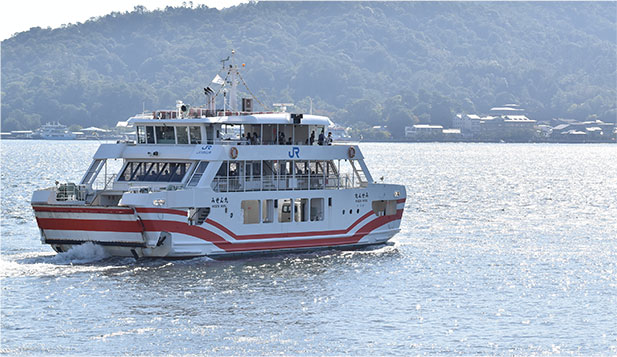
1, 140, 616, 355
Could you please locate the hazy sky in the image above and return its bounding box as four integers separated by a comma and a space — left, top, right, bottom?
0, 0, 247, 41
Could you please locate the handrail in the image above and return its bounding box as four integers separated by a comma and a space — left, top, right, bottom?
55, 183, 87, 201
210, 172, 360, 193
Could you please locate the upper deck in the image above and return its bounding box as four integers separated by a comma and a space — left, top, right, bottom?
75, 110, 369, 198
126, 111, 335, 147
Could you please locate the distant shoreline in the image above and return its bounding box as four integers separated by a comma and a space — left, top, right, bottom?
2, 138, 615, 144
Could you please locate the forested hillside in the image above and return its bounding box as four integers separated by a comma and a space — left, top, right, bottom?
2, 2, 616, 138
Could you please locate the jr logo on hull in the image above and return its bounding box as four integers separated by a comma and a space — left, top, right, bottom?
288, 146, 300, 158
196, 145, 213, 155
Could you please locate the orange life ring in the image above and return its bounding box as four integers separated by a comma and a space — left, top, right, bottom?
348, 146, 356, 159
230, 146, 238, 159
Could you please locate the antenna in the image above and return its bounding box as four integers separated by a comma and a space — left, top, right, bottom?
228, 49, 237, 111
220, 55, 230, 69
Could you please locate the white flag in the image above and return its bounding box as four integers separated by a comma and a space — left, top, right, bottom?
211, 74, 225, 85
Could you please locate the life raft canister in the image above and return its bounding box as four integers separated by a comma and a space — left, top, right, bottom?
230, 146, 239, 159
348, 146, 356, 159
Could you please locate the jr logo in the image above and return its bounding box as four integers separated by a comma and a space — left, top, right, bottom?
196, 145, 213, 155
288, 146, 300, 159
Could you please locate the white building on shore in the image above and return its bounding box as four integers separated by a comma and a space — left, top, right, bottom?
454, 104, 536, 140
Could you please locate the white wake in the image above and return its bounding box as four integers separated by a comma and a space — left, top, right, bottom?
48, 242, 109, 264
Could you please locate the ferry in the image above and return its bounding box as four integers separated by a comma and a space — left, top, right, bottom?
36, 121, 76, 140
31, 54, 406, 258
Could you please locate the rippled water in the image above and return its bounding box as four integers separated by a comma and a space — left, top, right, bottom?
2, 140, 616, 355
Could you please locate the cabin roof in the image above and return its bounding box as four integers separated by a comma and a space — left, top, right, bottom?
126, 113, 331, 127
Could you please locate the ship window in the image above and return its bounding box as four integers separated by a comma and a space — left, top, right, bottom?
190, 126, 202, 144
278, 198, 292, 223
156, 126, 175, 144
241, 200, 260, 224
310, 198, 324, 221
251, 161, 262, 178
212, 161, 229, 192
262, 199, 274, 223
176, 126, 189, 144
295, 198, 309, 222
309, 160, 326, 189
187, 161, 208, 187
118, 162, 190, 182
119, 162, 139, 181
216, 162, 228, 177
229, 162, 239, 176
146, 126, 155, 144
262, 160, 276, 191
168, 163, 188, 181
372, 200, 397, 216
206, 125, 214, 144
228, 162, 240, 191
137, 126, 147, 144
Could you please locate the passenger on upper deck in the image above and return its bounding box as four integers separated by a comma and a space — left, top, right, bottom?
318, 130, 325, 145
246, 132, 252, 145
310, 131, 315, 145
278, 132, 285, 145
326, 132, 333, 145
252, 132, 259, 145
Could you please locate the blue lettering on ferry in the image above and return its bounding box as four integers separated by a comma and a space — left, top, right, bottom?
288, 146, 300, 159
197, 145, 213, 155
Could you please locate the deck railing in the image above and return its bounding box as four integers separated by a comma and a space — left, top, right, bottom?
210, 173, 360, 193
92, 173, 118, 190
55, 183, 87, 201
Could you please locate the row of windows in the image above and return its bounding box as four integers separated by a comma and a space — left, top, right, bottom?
137, 126, 202, 145
118, 162, 190, 182
241, 199, 398, 225
213, 160, 344, 192
242, 198, 325, 224
217, 160, 338, 177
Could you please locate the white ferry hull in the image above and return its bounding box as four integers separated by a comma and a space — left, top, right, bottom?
32, 195, 405, 259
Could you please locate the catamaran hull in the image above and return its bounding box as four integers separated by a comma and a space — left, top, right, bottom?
32, 198, 405, 258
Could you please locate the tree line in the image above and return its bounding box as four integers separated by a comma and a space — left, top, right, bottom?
2, 2, 616, 139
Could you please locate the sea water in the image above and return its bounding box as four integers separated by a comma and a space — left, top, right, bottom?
1, 140, 616, 355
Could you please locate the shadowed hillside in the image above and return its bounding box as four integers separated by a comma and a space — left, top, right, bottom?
2, 2, 616, 136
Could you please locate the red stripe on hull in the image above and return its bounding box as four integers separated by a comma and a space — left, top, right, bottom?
34, 206, 404, 253
205, 210, 374, 240
215, 209, 402, 251
134, 207, 187, 216
36, 218, 143, 232
141, 209, 403, 252
32, 206, 134, 215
